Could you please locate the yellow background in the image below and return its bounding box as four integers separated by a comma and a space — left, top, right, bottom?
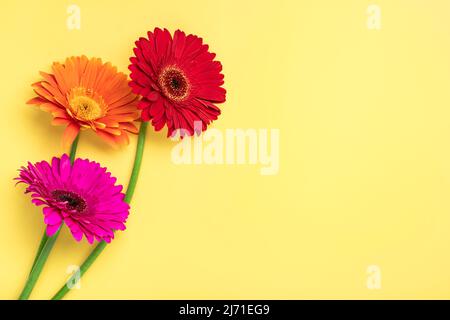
1, 0, 450, 299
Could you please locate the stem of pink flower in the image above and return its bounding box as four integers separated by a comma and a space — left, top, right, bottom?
51, 121, 148, 300
18, 134, 80, 300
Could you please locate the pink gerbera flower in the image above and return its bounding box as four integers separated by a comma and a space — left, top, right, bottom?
129, 28, 226, 137
16, 154, 129, 243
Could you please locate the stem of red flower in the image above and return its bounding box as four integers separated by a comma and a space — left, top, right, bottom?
18, 134, 80, 300
125, 122, 148, 203
51, 121, 148, 300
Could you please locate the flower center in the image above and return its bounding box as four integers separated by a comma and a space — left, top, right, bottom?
51, 190, 87, 213
158, 66, 190, 102
68, 87, 106, 121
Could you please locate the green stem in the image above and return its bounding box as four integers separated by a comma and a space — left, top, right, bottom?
18, 227, 62, 300
125, 122, 148, 203
18, 134, 80, 300
52, 121, 148, 300
69, 135, 80, 163
29, 230, 49, 274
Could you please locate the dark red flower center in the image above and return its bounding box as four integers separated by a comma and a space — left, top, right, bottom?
51, 190, 87, 213
159, 66, 190, 102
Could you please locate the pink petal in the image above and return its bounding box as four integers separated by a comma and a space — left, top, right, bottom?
46, 223, 61, 237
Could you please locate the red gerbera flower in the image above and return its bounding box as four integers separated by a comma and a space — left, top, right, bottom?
129, 28, 226, 137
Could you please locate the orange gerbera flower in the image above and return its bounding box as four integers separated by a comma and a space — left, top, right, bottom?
28, 56, 140, 149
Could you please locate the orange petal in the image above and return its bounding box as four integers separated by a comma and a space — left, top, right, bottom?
102, 127, 122, 136
73, 56, 89, 84
97, 118, 119, 128
92, 62, 112, 90
62, 123, 80, 151
102, 114, 138, 122
93, 121, 107, 129
81, 57, 101, 90
113, 131, 130, 145
63, 57, 79, 89
52, 117, 71, 126
39, 102, 61, 112
40, 82, 67, 107
51, 109, 69, 118
95, 130, 119, 146
107, 91, 137, 108
39, 71, 59, 88
98, 73, 127, 100
33, 86, 55, 102
52, 62, 70, 95
27, 97, 47, 105
108, 104, 140, 115
40, 103, 68, 118
119, 122, 139, 134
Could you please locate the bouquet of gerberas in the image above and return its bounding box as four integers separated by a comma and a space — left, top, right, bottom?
16, 28, 226, 300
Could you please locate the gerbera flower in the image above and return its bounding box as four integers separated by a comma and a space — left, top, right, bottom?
28, 56, 140, 149
16, 154, 129, 243
129, 28, 226, 137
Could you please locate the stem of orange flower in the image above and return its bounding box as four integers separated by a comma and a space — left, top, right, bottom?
69, 134, 80, 163
29, 135, 80, 271
18, 134, 80, 300
51, 122, 148, 300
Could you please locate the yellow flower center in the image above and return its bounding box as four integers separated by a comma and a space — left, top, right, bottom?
68, 87, 107, 122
